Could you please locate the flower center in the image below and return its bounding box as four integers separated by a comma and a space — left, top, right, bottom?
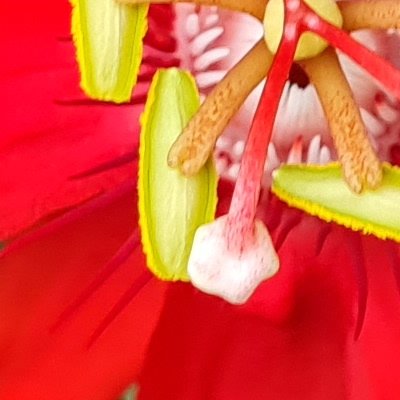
263, 0, 343, 61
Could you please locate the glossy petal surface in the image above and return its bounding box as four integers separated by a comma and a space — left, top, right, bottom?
0, 186, 167, 400
138, 196, 400, 400
0, 0, 141, 239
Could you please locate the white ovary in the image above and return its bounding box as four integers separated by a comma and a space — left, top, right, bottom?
188, 215, 279, 305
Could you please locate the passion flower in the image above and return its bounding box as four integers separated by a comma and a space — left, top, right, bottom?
71, 0, 400, 305
2, 1, 400, 399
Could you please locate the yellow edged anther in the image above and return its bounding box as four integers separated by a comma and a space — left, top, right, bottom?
272, 163, 400, 243
263, 0, 343, 61
138, 69, 218, 282
71, 0, 148, 103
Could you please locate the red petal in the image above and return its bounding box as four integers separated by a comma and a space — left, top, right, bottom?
0, 186, 167, 400
138, 201, 355, 399
139, 198, 400, 399
348, 235, 400, 399
0, 0, 142, 238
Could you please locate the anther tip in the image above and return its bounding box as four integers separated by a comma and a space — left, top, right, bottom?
181, 160, 200, 177
167, 150, 180, 169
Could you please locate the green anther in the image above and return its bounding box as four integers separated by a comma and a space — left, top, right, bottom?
272, 163, 400, 243
138, 68, 218, 281
71, 0, 148, 103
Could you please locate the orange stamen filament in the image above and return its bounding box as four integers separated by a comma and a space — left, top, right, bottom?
168, 40, 273, 176
339, 0, 400, 31
303, 49, 382, 193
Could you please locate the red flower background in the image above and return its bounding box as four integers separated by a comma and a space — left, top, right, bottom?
0, 0, 140, 238
1, 1, 166, 398
1, 1, 400, 399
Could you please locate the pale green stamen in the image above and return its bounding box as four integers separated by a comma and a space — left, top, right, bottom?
272, 163, 400, 243
71, 0, 148, 103
138, 69, 218, 281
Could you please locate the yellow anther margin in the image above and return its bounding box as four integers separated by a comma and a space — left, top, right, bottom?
272, 163, 400, 243
71, 0, 148, 103
138, 68, 218, 281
